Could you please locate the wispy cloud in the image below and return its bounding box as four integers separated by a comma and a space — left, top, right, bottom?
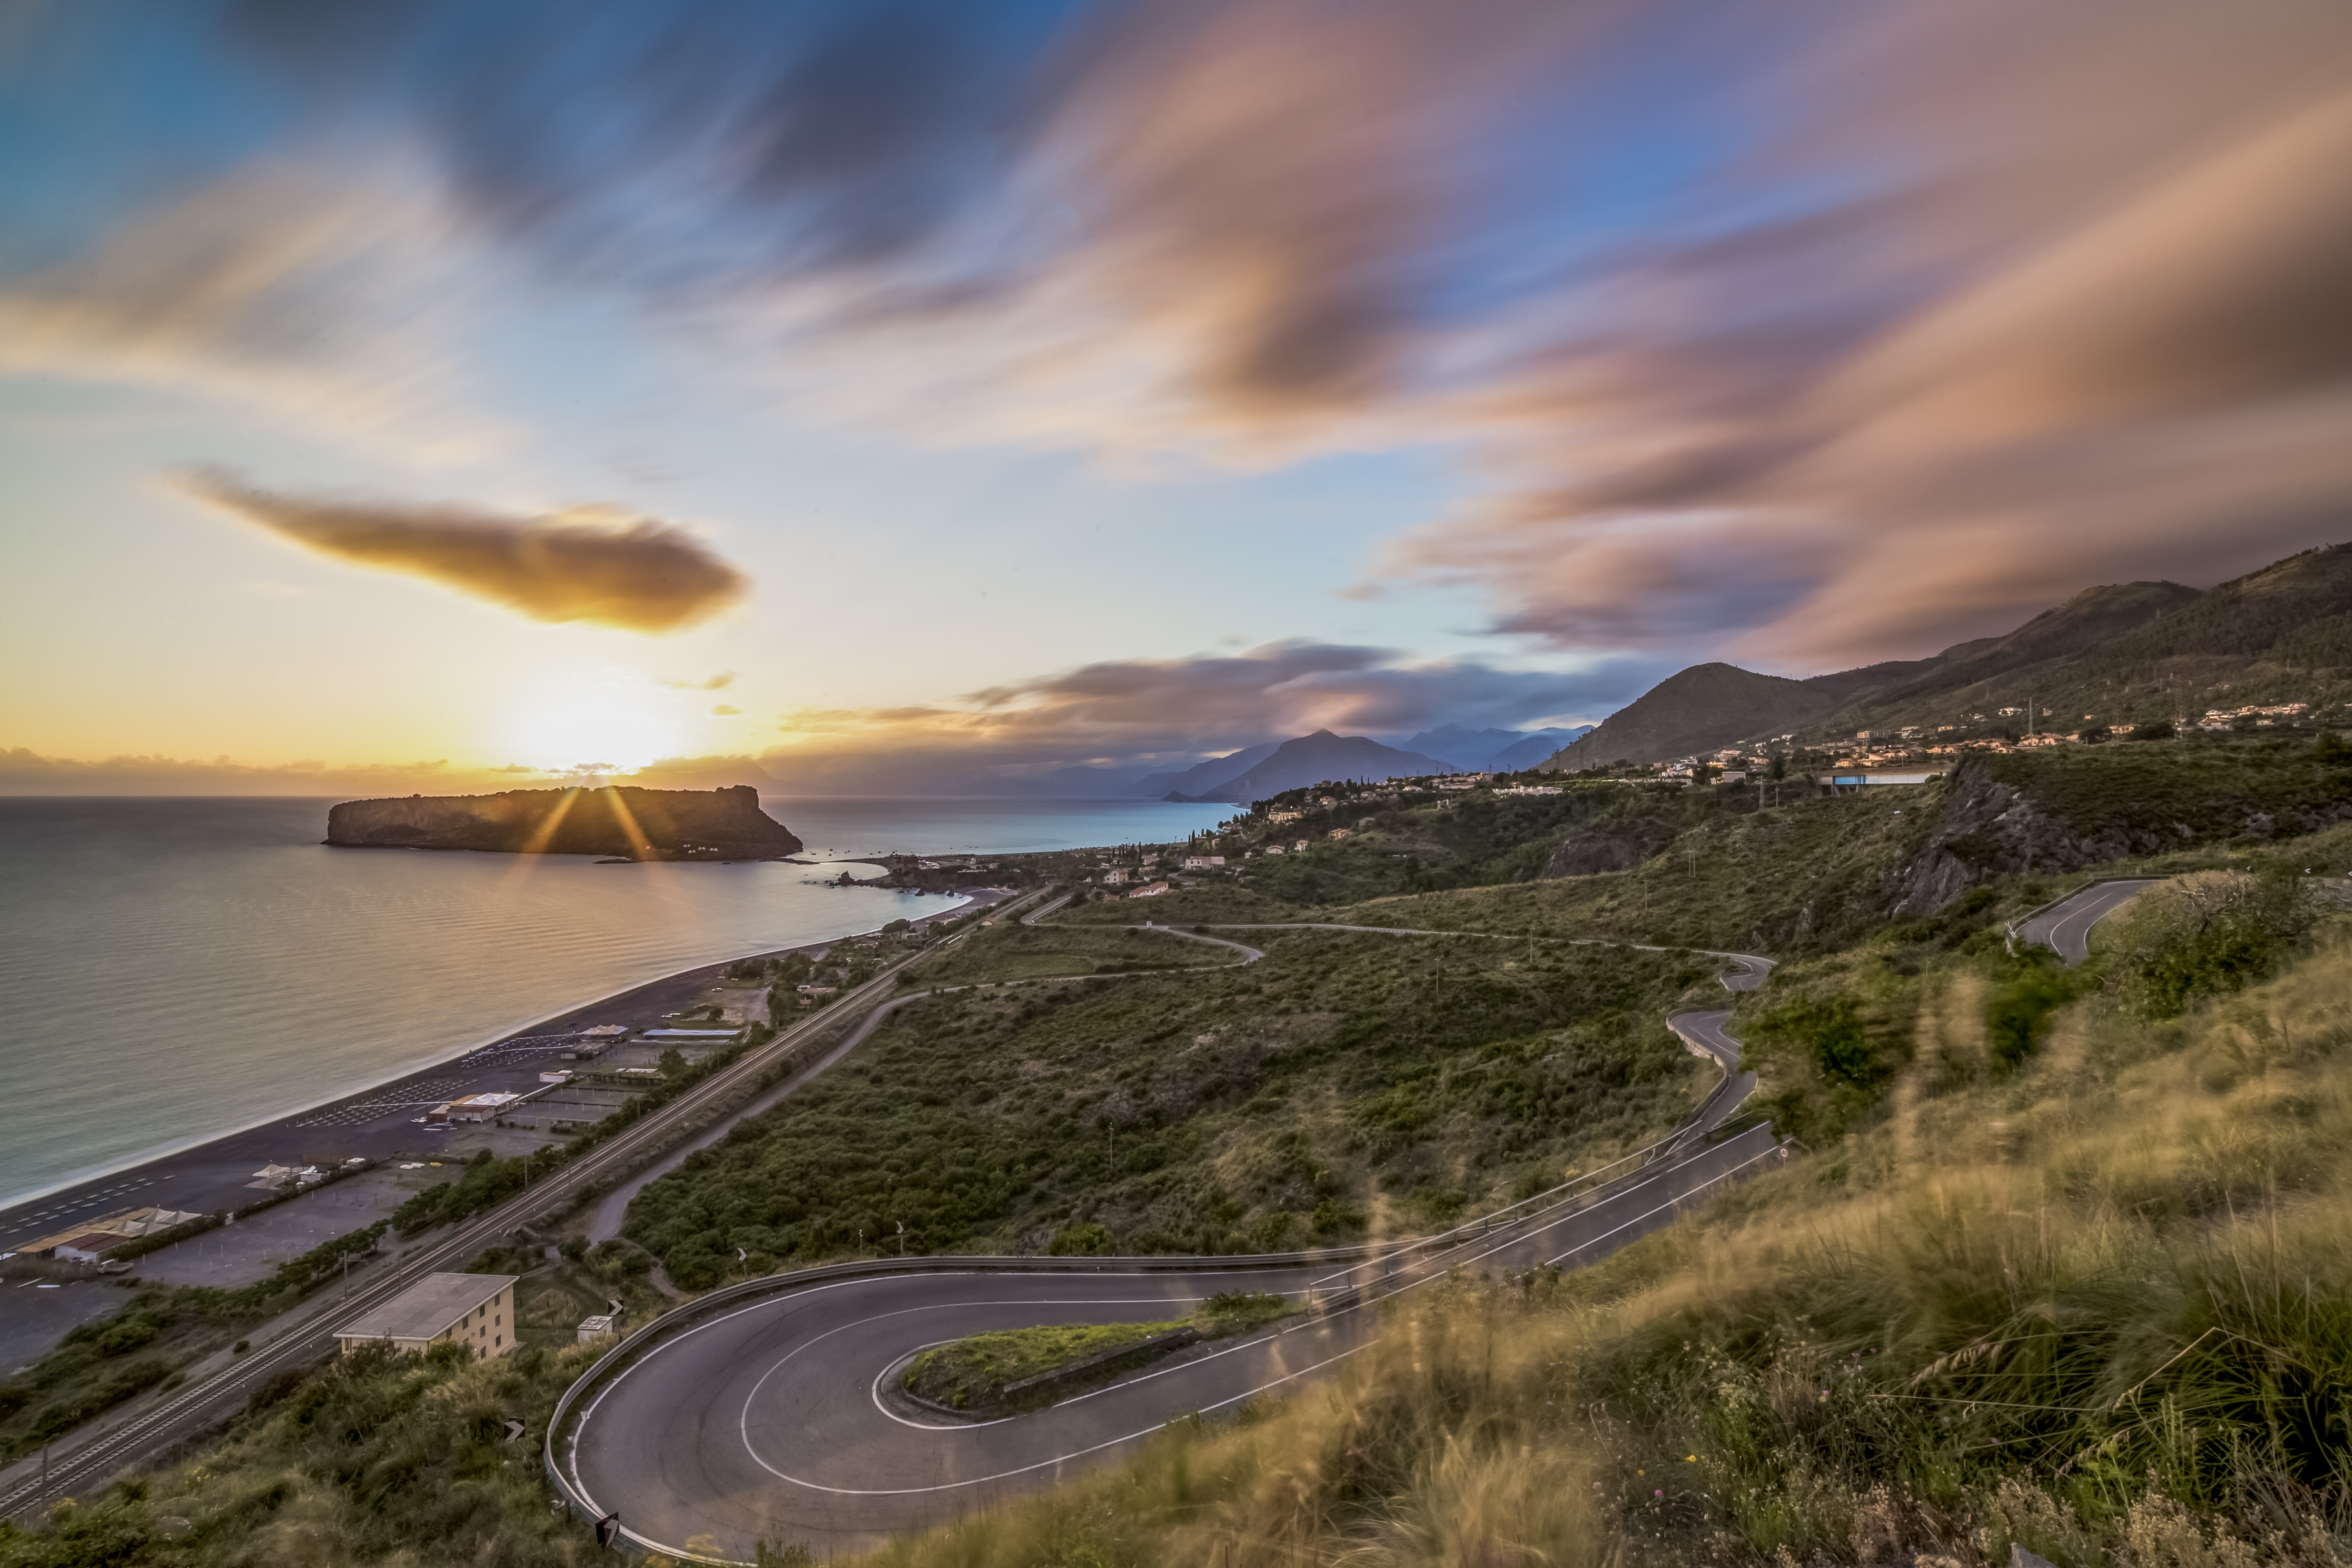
0, 160, 499, 457
24, 0, 2352, 665
660, 671, 737, 690
173, 468, 750, 632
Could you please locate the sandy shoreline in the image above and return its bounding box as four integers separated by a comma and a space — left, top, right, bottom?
0, 882, 1000, 1249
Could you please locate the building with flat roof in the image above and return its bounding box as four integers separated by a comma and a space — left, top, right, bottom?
335, 1272, 516, 1359
1809, 770, 1944, 795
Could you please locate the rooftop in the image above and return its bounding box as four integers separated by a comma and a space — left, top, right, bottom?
337, 1272, 509, 1342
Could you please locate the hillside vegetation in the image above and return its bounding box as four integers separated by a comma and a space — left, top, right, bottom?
835, 925, 2352, 1568
6, 735, 2351, 1567
621, 928, 1718, 1286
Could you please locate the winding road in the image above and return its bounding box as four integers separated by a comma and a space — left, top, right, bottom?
2012, 879, 2160, 963
554, 921, 1781, 1561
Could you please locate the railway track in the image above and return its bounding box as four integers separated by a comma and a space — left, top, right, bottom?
0, 888, 1049, 1523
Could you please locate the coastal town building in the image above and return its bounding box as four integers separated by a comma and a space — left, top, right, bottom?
1128, 881, 1171, 898
1810, 770, 1944, 795
335, 1272, 515, 1359
577, 1313, 621, 1342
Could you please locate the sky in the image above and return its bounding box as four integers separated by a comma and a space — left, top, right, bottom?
4, 0, 2350, 795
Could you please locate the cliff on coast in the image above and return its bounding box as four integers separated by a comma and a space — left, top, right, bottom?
325, 785, 803, 860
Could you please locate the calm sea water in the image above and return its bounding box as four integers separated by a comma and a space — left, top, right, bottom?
0, 795, 1229, 1205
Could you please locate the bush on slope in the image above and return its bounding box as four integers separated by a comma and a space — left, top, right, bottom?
848, 930, 2352, 1568
621, 930, 1718, 1287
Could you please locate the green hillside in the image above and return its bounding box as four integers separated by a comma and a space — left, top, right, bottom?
8, 729, 2352, 1568
1801, 543, 2352, 741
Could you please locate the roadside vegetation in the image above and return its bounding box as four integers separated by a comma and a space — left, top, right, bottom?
621, 927, 1718, 1288
838, 910, 2352, 1568
901, 1291, 1295, 1415
908, 922, 1237, 987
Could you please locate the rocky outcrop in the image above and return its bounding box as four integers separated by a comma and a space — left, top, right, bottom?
325, 785, 802, 860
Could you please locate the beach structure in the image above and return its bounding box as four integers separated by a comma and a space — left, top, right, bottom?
335, 1272, 516, 1359
425, 1091, 523, 1124
54, 1232, 136, 1265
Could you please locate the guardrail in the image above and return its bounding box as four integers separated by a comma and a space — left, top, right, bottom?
1302, 1019, 1752, 1302
542, 1002, 1762, 1551
2002, 875, 2160, 954
536, 898, 1782, 1557
541, 1244, 1377, 1545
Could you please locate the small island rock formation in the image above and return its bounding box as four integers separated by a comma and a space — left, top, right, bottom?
326, 784, 803, 860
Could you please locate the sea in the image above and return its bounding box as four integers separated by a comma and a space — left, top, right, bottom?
0, 795, 1232, 1207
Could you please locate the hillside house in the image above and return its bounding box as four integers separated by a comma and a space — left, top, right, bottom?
335, 1272, 516, 1359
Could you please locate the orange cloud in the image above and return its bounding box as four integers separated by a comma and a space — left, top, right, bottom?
175, 468, 749, 633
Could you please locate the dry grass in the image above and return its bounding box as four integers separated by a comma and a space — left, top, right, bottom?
855, 937, 2352, 1568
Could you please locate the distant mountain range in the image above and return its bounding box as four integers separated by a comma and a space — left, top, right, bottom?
1398, 724, 1591, 771
1038, 721, 1592, 804
1163, 730, 1453, 803
1543, 542, 2352, 769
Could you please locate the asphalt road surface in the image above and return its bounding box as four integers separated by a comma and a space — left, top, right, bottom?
2015, 880, 2161, 963
564, 1125, 1783, 1560
561, 925, 1780, 1561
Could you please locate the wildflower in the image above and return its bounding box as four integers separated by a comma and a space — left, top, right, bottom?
1653, 1489, 1663, 1497
1686, 1455, 1697, 1462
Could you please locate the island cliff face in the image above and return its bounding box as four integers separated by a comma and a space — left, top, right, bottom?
326, 785, 803, 860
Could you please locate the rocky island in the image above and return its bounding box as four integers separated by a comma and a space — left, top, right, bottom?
325, 784, 803, 860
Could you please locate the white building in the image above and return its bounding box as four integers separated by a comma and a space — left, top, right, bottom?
1811, 770, 1944, 795
427, 1092, 522, 1125
336, 1272, 517, 1359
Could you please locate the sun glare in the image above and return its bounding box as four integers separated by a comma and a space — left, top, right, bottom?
505, 682, 679, 774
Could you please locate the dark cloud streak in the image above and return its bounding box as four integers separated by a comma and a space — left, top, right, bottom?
175, 467, 749, 632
